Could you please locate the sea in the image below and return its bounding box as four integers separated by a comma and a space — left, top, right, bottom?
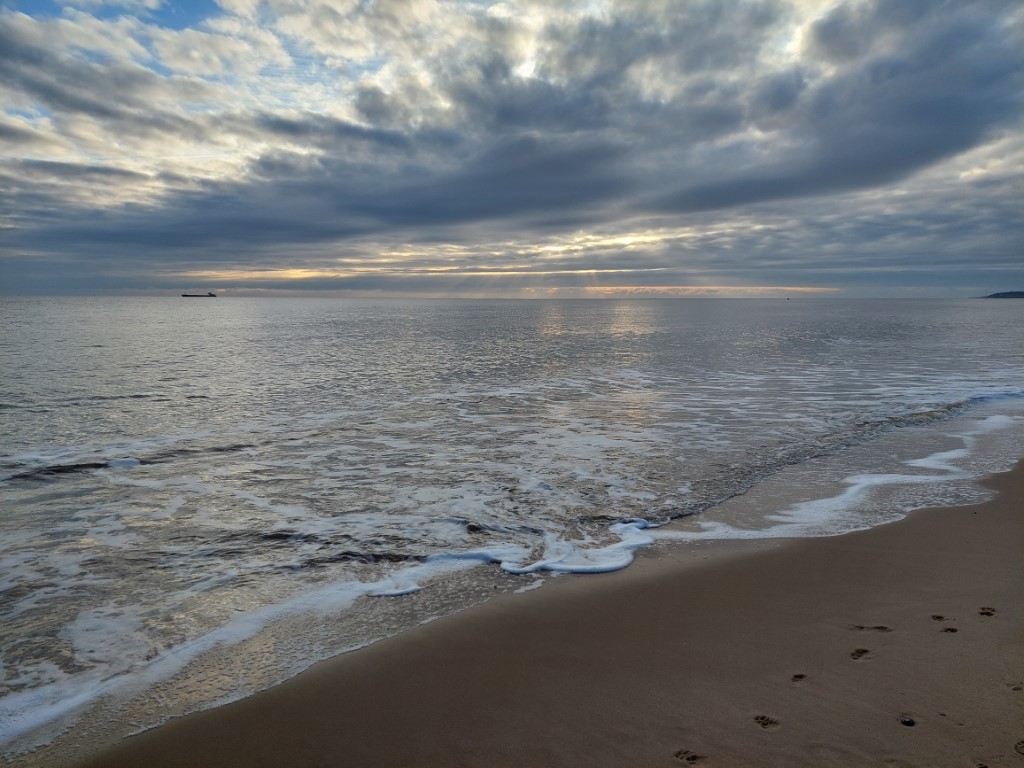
2, 297, 1022, 761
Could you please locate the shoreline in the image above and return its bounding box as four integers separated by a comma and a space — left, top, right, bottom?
64, 460, 1024, 767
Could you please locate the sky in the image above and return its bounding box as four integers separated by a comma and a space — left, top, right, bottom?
1, 0, 1021, 297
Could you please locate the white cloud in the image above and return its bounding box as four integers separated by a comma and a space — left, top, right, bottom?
150, 26, 283, 76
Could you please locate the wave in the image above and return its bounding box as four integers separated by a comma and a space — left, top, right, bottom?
640, 390, 1024, 525
3, 458, 146, 482
0, 442, 258, 483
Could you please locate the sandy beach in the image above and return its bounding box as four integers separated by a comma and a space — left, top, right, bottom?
67, 462, 1024, 768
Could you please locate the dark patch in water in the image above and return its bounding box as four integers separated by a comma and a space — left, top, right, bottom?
9, 462, 115, 481
296, 550, 428, 569
146, 443, 258, 464
261, 530, 299, 541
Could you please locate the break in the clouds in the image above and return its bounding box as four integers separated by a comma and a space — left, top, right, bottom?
1, 0, 1021, 296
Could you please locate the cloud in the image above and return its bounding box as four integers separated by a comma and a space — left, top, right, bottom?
653, 0, 1024, 212
1, 0, 1021, 296
0, 114, 66, 150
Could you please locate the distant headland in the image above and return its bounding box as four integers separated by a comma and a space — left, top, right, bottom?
982, 291, 1024, 299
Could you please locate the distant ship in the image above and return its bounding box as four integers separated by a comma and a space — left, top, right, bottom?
181, 292, 217, 297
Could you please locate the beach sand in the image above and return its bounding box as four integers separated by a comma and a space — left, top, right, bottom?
74, 463, 1023, 768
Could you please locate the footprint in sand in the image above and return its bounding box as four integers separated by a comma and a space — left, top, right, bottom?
754, 715, 780, 730
979, 606, 997, 616
931, 614, 949, 622
941, 627, 959, 633
673, 748, 706, 763
791, 673, 807, 683
850, 648, 872, 661
1015, 740, 1024, 756
850, 624, 892, 632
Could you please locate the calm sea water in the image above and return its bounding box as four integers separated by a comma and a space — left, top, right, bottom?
2, 297, 1023, 758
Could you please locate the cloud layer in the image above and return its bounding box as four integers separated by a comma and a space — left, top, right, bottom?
2, 0, 1022, 296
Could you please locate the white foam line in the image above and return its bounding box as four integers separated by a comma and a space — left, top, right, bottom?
501, 522, 655, 575
514, 578, 545, 594
903, 448, 969, 473
652, 438, 1003, 544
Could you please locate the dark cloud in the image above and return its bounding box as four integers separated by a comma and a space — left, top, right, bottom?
0, 119, 60, 148
14, 159, 150, 181
348, 134, 632, 226
253, 113, 412, 150
749, 68, 808, 120
0, 18, 213, 126
654, 0, 1024, 212
5, 132, 630, 260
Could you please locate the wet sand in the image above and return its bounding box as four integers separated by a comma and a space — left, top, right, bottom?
76, 463, 1023, 767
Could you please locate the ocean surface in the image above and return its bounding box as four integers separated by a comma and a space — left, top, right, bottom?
2, 297, 1023, 759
